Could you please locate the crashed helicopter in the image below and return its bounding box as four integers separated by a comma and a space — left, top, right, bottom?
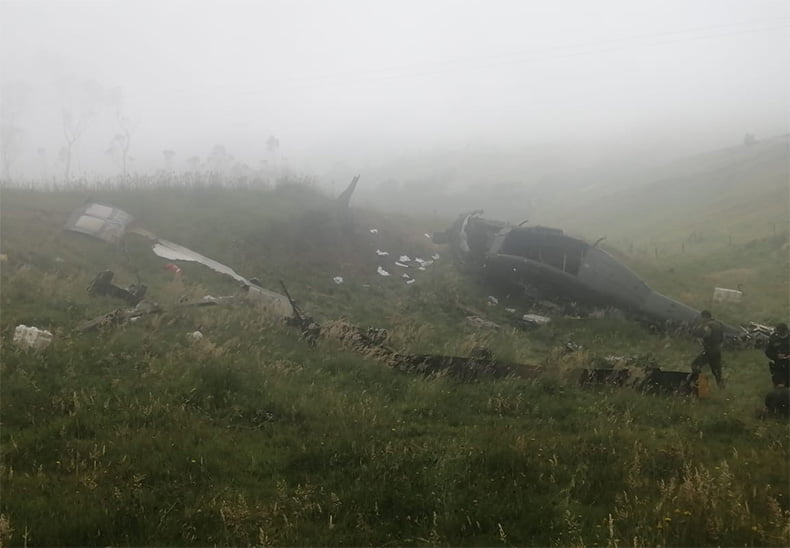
432, 211, 740, 335
60, 196, 714, 396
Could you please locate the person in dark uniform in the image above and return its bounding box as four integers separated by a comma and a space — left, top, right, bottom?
691, 310, 725, 387
765, 322, 789, 388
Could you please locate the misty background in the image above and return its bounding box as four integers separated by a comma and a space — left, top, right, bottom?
1, 0, 788, 220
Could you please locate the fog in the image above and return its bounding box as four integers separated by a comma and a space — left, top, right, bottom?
1, 0, 788, 185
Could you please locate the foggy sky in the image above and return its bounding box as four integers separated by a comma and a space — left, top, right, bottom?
1, 0, 788, 179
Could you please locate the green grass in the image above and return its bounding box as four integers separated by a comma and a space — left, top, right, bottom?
1, 181, 788, 546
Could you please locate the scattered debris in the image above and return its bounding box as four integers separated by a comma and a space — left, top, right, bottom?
369, 228, 378, 234
401, 273, 411, 279
394, 261, 409, 268
713, 287, 743, 303
487, 296, 499, 305
399, 255, 411, 263
333, 276, 344, 285
565, 341, 582, 352
377, 266, 390, 277
465, 316, 500, 330
188, 330, 204, 341
64, 202, 134, 243
376, 249, 389, 256
318, 319, 538, 380
13, 325, 53, 350
579, 367, 707, 397
521, 313, 551, 326
738, 322, 774, 347
77, 301, 162, 332
87, 270, 147, 305
65, 202, 295, 320
505, 307, 516, 313
431, 253, 440, 260
424, 233, 431, 239
406, 279, 416, 285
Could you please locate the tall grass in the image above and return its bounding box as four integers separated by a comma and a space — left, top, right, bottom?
1, 181, 788, 546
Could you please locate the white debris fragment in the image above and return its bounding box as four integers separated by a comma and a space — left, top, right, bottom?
466, 316, 500, 330
418, 266, 426, 271
188, 330, 204, 341
333, 276, 344, 285
414, 257, 426, 265
487, 296, 499, 305
153, 239, 248, 283
376, 249, 389, 256
505, 307, 516, 313
424, 233, 431, 239
712, 287, 743, 303
377, 266, 390, 277
422, 260, 434, 267
395, 261, 409, 268
401, 273, 411, 279
406, 278, 416, 284
13, 325, 53, 350
432, 253, 440, 260
369, 228, 379, 234
522, 313, 551, 325
399, 255, 411, 262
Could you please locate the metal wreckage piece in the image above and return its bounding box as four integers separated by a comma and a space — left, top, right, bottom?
280, 282, 708, 395
66, 199, 708, 396
87, 270, 147, 305
65, 201, 295, 318
432, 211, 745, 337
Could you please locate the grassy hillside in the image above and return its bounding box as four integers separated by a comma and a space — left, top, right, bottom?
544, 135, 789, 245
1, 181, 789, 546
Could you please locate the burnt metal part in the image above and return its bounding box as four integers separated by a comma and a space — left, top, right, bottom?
76, 301, 162, 332
317, 318, 542, 380
336, 175, 360, 208
87, 270, 147, 305
579, 367, 703, 396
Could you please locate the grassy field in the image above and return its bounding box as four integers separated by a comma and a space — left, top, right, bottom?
1, 180, 788, 546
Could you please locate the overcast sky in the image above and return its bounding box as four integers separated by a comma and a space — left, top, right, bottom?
1, 0, 788, 178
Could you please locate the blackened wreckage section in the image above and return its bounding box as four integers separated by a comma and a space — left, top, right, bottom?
435, 213, 724, 329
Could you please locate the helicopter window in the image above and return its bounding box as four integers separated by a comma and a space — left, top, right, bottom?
501, 229, 584, 276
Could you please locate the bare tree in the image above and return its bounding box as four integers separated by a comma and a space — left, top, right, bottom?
106, 114, 134, 177
60, 108, 91, 181
0, 81, 30, 181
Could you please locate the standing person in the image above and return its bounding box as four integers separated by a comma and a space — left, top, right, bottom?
691, 310, 725, 387
765, 322, 789, 388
